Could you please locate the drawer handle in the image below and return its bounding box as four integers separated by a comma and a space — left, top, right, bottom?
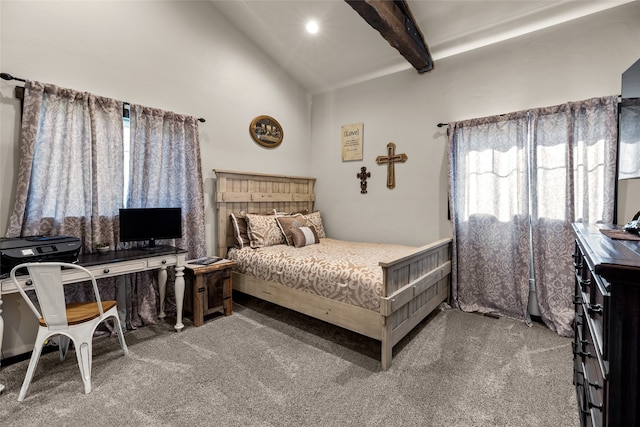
573, 368, 584, 384
573, 313, 583, 328
587, 304, 603, 315
587, 380, 602, 390
197, 287, 206, 293
162, 259, 167, 265
572, 343, 592, 359
588, 400, 602, 411
573, 261, 583, 269
103, 268, 110, 274
571, 252, 580, 260
573, 296, 582, 305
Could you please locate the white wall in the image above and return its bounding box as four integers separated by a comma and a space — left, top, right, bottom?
311, 2, 640, 246
0, 0, 312, 253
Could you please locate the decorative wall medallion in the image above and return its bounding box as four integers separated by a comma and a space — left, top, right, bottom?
250, 115, 283, 148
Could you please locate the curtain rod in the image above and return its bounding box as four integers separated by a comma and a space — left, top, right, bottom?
1, 72, 206, 123
438, 96, 624, 128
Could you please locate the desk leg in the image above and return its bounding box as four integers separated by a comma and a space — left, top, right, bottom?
158, 267, 168, 319
174, 266, 185, 332
115, 274, 135, 331
0, 298, 5, 393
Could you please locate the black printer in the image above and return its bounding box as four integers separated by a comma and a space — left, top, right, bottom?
0, 235, 82, 277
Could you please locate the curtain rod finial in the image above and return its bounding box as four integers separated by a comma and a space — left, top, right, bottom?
1, 73, 26, 82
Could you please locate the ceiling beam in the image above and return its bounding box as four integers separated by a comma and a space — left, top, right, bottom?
345, 0, 433, 73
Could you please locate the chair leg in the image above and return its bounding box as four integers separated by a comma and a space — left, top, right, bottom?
18, 329, 48, 402
110, 315, 129, 356
73, 337, 93, 395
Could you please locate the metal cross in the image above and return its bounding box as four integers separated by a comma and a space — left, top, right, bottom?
375, 142, 407, 189
357, 166, 371, 194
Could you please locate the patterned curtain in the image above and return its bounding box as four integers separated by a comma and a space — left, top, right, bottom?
530, 97, 618, 336
6, 80, 124, 250
448, 96, 618, 337
447, 112, 532, 322
124, 104, 207, 325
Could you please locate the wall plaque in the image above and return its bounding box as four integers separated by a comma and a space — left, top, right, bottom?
341, 123, 363, 161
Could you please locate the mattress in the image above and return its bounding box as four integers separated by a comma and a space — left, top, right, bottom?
228, 238, 415, 312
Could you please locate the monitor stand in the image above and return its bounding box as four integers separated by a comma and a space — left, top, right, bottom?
141, 238, 166, 251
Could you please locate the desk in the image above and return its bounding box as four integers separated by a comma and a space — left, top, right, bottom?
0, 246, 188, 394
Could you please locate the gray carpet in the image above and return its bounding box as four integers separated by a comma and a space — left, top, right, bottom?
0, 293, 578, 426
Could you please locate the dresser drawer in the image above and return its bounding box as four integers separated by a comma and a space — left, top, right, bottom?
573, 242, 591, 294
147, 255, 178, 269
86, 260, 148, 278
575, 367, 596, 427
581, 314, 606, 427
586, 274, 609, 359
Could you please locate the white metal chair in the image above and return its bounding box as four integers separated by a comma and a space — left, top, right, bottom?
10, 262, 129, 402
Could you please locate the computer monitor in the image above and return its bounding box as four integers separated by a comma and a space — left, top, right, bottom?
119, 207, 182, 249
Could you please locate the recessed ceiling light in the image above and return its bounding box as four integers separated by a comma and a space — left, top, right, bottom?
306, 20, 319, 34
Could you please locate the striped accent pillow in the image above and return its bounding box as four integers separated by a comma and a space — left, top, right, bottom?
275, 214, 309, 246
291, 225, 319, 248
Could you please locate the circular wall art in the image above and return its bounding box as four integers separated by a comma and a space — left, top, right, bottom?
250, 115, 283, 148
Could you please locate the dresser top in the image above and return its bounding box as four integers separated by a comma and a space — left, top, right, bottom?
573, 223, 640, 282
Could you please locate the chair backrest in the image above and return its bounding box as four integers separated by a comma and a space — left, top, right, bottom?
10, 262, 104, 331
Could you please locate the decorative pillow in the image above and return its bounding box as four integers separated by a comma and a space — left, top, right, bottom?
245, 213, 286, 248
303, 210, 326, 238
290, 225, 320, 248
275, 214, 309, 246
230, 211, 250, 248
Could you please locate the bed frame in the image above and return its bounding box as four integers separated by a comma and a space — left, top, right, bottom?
214, 169, 452, 370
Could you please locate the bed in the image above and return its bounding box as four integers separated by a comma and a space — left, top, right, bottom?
214, 169, 452, 370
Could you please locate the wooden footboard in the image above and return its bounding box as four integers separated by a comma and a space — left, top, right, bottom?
214, 169, 452, 370
378, 238, 452, 369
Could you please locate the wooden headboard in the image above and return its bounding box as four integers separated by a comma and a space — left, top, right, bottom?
213, 169, 316, 257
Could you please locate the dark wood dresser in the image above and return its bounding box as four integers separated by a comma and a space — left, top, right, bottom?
572, 223, 640, 427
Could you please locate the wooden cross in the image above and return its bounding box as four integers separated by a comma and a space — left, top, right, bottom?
375, 142, 407, 189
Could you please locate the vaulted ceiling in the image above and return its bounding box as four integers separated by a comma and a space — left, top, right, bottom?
211, 1, 634, 95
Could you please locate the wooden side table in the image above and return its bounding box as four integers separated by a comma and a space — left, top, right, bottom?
183, 260, 236, 327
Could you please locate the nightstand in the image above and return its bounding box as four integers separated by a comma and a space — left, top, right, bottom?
183, 260, 236, 326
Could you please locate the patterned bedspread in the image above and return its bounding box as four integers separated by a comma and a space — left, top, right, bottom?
228, 238, 415, 312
